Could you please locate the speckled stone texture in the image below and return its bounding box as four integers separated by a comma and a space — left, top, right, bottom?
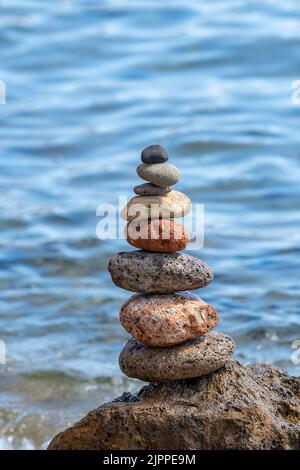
121, 190, 191, 222
47, 361, 300, 450
137, 162, 180, 188
126, 219, 190, 253
119, 332, 235, 382
134, 183, 170, 196
108, 251, 213, 294
120, 292, 219, 347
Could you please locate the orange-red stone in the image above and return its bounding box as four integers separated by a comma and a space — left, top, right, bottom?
126, 219, 190, 253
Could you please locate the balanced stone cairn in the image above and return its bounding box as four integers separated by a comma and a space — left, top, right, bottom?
108, 144, 235, 383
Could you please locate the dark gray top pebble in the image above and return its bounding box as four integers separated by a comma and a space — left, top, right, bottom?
141, 144, 169, 164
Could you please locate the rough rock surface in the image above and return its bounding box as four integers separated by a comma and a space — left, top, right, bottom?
126, 219, 190, 253
137, 162, 180, 187
48, 361, 300, 450
119, 332, 235, 382
121, 190, 191, 222
108, 251, 213, 294
120, 292, 219, 347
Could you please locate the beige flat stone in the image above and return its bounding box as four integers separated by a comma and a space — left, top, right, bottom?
137, 162, 180, 188
120, 190, 191, 222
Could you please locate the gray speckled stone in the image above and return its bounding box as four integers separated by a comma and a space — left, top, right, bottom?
134, 183, 171, 196
108, 251, 213, 294
141, 144, 169, 164
119, 332, 236, 382
137, 163, 180, 188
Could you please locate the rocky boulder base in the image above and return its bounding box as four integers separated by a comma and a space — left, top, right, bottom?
48, 361, 300, 450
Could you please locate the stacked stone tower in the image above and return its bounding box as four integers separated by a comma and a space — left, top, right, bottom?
109, 145, 235, 382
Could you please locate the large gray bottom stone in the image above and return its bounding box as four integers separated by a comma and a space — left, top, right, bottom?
119, 332, 235, 382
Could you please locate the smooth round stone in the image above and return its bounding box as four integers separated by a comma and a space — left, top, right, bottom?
126, 219, 190, 253
120, 292, 219, 347
120, 190, 191, 222
119, 332, 236, 382
134, 183, 171, 196
141, 144, 169, 164
108, 251, 213, 294
137, 163, 180, 188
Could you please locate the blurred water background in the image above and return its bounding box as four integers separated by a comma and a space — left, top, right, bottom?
0, 0, 300, 449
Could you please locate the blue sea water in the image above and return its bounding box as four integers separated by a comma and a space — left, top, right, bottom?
0, 0, 300, 449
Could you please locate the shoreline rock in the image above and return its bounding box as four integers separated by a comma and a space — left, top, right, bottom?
47, 361, 300, 450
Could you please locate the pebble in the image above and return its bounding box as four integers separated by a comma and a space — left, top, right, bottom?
120, 292, 219, 347
120, 190, 191, 222
119, 332, 236, 382
141, 144, 169, 164
134, 183, 170, 196
108, 251, 213, 294
137, 163, 180, 188
126, 219, 190, 252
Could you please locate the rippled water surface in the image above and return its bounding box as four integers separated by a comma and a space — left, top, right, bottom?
0, 0, 300, 449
